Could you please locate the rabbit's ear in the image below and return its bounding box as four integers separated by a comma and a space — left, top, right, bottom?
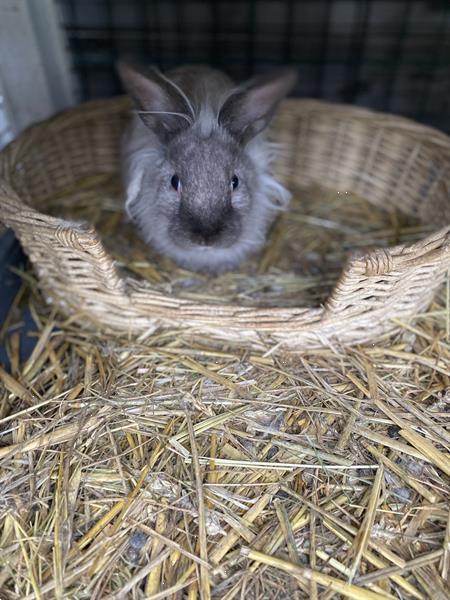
117, 62, 191, 137
219, 68, 297, 142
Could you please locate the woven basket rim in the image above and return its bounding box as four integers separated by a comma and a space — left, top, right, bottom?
1, 96, 450, 346
4, 95, 450, 155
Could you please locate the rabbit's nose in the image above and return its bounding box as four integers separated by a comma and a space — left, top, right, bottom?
190, 220, 225, 245
179, 202, 231, 245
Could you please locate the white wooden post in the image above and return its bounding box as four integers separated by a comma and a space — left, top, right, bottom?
0, 0, 75, 147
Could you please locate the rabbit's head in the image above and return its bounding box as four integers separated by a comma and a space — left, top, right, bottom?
119, 63, 297, 272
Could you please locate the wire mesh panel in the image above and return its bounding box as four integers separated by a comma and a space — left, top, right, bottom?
57, 0, 450, 131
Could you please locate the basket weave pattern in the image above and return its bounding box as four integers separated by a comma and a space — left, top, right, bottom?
1, 97, 449, 349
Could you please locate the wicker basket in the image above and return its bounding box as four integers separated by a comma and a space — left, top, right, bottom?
1, 96, 449, 350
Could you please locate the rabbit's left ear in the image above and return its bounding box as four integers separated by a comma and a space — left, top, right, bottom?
219, 68, 298, 142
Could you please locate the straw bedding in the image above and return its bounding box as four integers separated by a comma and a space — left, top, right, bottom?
39, 174, 430, 309
0, 269, 449, 599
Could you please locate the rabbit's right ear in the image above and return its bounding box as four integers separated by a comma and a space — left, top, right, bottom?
117, 62, 190, 137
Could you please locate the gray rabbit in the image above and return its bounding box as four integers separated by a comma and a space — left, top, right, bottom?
118, 63, 297, 273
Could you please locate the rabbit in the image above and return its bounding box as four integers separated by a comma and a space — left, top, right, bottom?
118, 62, 297, 273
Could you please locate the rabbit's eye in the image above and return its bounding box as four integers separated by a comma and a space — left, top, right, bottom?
171, 174, 181, 192
231, 174, 239, 190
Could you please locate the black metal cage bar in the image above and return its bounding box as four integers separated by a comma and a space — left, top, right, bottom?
58, 0, 450, 132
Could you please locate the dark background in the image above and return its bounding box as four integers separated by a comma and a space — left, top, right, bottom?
57, 0, 450, 132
